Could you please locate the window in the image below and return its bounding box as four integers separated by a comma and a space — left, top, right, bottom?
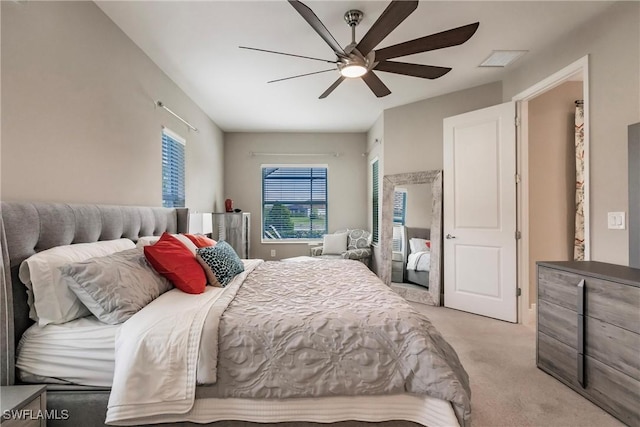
371, 159, 379, 244
262, 166, 328, 241
392, 225, 404, 252
162, 128, 186, 208
393, 189, 407, 225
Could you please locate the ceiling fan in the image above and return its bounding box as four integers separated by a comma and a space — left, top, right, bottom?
240, 0, 479, 99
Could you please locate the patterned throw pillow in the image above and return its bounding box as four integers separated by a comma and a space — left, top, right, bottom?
347, 229, 370, 249
196, 241, 244, 287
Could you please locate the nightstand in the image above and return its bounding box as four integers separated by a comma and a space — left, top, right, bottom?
0, 385, 47, 427
391, 251, 404, 283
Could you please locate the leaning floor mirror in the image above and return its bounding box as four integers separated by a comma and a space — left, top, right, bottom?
380, 170, 443, 306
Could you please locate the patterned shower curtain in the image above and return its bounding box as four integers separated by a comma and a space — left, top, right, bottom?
574, 100, 585, 260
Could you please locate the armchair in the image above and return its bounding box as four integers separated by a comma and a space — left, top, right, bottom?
310, 229, 372, 267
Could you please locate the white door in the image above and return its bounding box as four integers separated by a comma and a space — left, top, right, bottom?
443, 102, 517, 322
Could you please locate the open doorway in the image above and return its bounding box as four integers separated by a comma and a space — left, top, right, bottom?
514, 56, 590, 325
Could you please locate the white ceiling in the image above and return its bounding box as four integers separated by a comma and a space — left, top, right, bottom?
96, 1, 612, 133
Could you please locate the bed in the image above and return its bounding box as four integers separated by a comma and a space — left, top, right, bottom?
394, 226, 431, 288
0, 202, 470, 427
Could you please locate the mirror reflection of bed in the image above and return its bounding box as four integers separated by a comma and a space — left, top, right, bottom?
393, 225, 431, 287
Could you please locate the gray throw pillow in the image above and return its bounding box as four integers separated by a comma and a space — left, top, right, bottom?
60, 248, 173, 324
196, 241, 244, 287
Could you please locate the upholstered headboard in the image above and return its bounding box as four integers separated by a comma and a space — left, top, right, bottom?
0, 202, 189, 385
406, 227, 430, 259
407, 227, 430, 241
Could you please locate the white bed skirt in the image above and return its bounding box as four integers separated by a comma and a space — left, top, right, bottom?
107, 394, 459, 427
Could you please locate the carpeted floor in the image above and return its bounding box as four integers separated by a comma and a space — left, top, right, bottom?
411, 303, 625, 427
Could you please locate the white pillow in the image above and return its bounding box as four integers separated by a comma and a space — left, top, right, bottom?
135, 234, 197, 255
322, 233, 348, 255
18, 238, 135, 326
409, 238, 431, 254
171, 234, 198, 256
135, 235, 161, 248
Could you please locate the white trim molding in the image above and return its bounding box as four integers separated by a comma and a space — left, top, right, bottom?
512, 54, 590, 325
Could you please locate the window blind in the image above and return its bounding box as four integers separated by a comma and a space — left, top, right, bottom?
262, 166, 328, 240
162, 130, 185, 208
393, 190, 407, 225
372, 159, 379, 244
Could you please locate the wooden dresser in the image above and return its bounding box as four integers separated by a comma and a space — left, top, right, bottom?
537, 261, 640, 426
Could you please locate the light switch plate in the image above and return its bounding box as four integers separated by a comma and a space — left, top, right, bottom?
607, 212, 626, 230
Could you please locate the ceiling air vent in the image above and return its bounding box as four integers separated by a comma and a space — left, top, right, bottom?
479, 50, 527, 67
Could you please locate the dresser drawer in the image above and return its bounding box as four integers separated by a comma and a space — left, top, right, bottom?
538, 266, 580, 311
539, 298, 640, 381
538, 299, 577, 348
586, 315, 640, 381
585, 355, 640, 426
539, 332, 640, 426
539, 265, 640, 334
584, 276, 640, 334
538, 332, 579, 387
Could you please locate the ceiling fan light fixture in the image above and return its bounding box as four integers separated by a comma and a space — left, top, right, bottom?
340, 63, 368, 78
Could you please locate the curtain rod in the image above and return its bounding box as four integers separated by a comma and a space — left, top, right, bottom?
250, 152, 339, 157
156, 101, 199, 133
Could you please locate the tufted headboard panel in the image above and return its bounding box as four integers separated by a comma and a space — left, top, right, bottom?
0, 202, 189, 385
407, 227, 430, 241
405, 227, 431, 261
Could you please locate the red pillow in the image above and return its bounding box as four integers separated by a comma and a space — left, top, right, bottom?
144, 233, 206, 294
184, 234, 217, 248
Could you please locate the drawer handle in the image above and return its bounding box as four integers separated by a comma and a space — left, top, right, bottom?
577, 279, 586, 388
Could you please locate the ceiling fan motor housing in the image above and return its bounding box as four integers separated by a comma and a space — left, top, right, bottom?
344, 10, 363, 27
340, 9, 368, 77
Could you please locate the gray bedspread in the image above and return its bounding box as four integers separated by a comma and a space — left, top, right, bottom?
199, 260, 471, 426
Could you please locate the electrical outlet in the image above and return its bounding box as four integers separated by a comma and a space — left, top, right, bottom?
270, 249, 276, 257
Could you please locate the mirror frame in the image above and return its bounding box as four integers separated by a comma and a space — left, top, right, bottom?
380, 170, 443, 306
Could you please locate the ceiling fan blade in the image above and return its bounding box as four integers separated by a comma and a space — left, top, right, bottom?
361, 71, 391, 98
288, 1, 346, 57
268, 69, 336, 84
374, 61, 451, 79
239, 46, 337, 64
355, 1, 418, 57
319, 77, 345, 99
375, 22, 480, 61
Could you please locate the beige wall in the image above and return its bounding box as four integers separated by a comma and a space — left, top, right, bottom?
224, 132, 367, 260
528, 82, 583, 305
1, 1, 224, 212
368, 82, 502, 276
503, 1, 640, 265
383, 82, 503, 175
402, 183, 433, 229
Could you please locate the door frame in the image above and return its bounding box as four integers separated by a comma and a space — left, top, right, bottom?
512, 55, 590, 325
